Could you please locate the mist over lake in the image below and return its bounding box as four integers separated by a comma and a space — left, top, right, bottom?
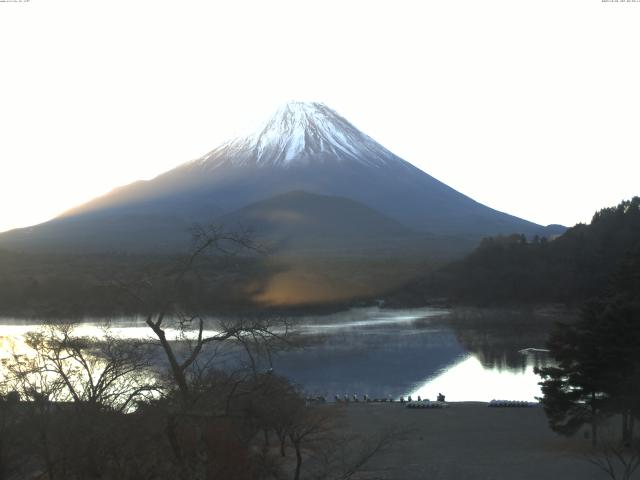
0, 307, 556, 402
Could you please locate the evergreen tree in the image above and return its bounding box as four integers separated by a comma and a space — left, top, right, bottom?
536, 299, 640, 446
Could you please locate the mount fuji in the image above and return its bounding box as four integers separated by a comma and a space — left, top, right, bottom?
0, 102, 563, 254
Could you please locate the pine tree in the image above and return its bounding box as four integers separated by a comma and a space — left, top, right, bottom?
536, 299, 640, 446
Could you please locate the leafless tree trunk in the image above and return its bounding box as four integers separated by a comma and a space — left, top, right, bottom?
585, 426, 640, 480
118, 225, 276, 407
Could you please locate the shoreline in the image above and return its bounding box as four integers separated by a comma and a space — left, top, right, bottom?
337, 401, 598, 480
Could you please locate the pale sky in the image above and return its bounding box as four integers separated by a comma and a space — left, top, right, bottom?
1, 0, 639, 233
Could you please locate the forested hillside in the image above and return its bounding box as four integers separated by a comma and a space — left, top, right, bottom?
392, 197, 640, 306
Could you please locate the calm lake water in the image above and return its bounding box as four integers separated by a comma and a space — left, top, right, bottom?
0, 307, 554, 402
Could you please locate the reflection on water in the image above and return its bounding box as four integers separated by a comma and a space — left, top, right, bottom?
270, 308, 464, 399
421, 308, 563, 372
0, 307, 562, 401
409, 355, 543, 402
268, 307, 558, 401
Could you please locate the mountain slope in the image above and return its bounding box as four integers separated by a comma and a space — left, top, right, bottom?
220, 190, 413, 252
0, 212, 193, 254
0, 102, 561, 254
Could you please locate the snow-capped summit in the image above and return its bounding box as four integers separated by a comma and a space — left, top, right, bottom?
198, 101, 405, 169
0, 101, 563, 255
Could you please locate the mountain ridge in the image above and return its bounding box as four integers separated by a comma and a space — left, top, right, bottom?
0, 101, 564, 254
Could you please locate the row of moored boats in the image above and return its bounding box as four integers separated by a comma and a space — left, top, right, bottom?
488, 400, 540, 408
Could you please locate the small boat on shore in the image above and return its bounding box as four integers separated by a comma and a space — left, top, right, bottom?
489, 399, 539, 408
406, 401, 448, 409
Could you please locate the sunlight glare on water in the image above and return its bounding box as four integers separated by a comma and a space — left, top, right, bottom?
0, 322, 222, 343
409, 354, 543, 402
0, 308, 550, 401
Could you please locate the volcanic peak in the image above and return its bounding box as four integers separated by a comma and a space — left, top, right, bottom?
198, 101, 403, 169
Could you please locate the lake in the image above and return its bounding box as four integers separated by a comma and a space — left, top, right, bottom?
0, 307, 557, 402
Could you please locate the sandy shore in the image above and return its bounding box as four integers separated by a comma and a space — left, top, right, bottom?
338, 402, 604, 479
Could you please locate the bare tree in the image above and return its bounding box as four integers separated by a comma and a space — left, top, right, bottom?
1, 322, 162, 480
116, 225, 283, 406
288, 407, 335, 480
585, 439, 640, 480
0, 224, 399, 480
5, 322, 160, 412
307, 424, 405, 480
111, 225, 307, 479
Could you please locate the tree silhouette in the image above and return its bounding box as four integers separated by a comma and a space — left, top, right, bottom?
537, 299, 640, 446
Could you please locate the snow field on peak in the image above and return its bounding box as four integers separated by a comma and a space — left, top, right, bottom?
196, 102, 406, 170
